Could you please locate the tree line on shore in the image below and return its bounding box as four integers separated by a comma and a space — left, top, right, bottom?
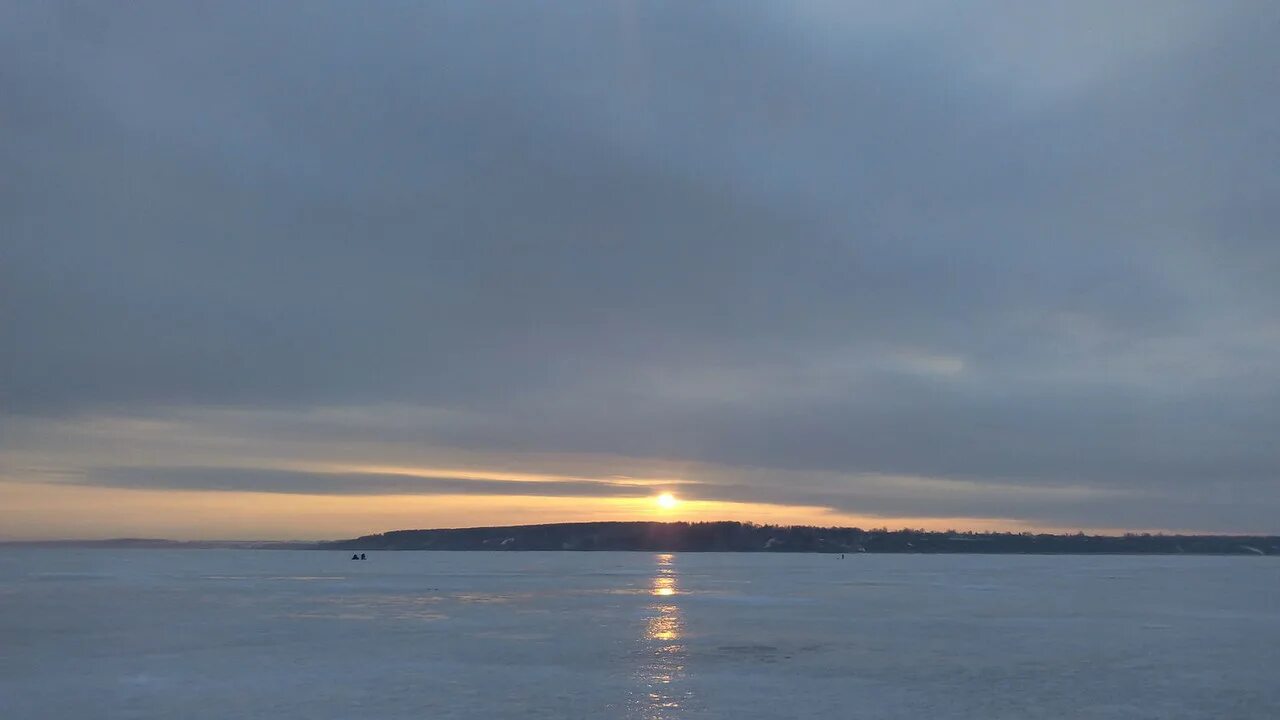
320, 521, 1279, 555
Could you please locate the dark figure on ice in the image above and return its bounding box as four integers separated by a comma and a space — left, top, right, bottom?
352, 554, 360, 560
360, 553, 366, 560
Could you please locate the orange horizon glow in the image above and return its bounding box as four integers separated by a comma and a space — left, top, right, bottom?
0, 480, 1162, 542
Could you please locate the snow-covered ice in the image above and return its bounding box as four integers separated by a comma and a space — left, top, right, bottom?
1, 550, 1277, 719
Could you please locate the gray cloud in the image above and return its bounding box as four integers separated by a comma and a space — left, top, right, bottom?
81, 467, 653, 499
3, 2, 1279, 531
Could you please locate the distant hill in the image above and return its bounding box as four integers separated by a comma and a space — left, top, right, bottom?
318, 521, 1280, 555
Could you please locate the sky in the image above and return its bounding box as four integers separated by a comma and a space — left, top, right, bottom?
3, 1, 1279, 540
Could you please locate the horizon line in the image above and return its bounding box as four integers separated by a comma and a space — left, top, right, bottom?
4, 519, 1278, 545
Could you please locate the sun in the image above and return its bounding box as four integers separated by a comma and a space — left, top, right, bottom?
656, 492, 679, 510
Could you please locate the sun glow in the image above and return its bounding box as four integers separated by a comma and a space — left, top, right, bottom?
656, 492, 679, 510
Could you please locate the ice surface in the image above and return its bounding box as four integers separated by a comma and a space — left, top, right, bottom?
1, 550, 1277, 719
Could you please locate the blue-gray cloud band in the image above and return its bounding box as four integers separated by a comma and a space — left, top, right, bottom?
4, 1, 1279, 531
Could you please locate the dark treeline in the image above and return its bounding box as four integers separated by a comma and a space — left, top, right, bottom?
320, 521, 1280, 555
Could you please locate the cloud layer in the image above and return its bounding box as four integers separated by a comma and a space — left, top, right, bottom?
3, 2, 1279, 534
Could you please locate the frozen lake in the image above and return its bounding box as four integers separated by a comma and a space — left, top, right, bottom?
1, 551, 1277, 719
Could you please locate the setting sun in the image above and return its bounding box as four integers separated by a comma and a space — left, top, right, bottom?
656, 492, 679, 510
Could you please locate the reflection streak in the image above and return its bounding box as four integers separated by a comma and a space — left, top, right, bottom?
630, 553, 692, 719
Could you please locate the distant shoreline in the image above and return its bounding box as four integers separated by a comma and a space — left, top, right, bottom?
9, 521, 1275, 555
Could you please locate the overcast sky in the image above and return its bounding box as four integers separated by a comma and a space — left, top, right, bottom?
3, 1, 1279, 539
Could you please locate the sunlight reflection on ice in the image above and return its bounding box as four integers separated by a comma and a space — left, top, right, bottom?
629, 553, 693, 719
